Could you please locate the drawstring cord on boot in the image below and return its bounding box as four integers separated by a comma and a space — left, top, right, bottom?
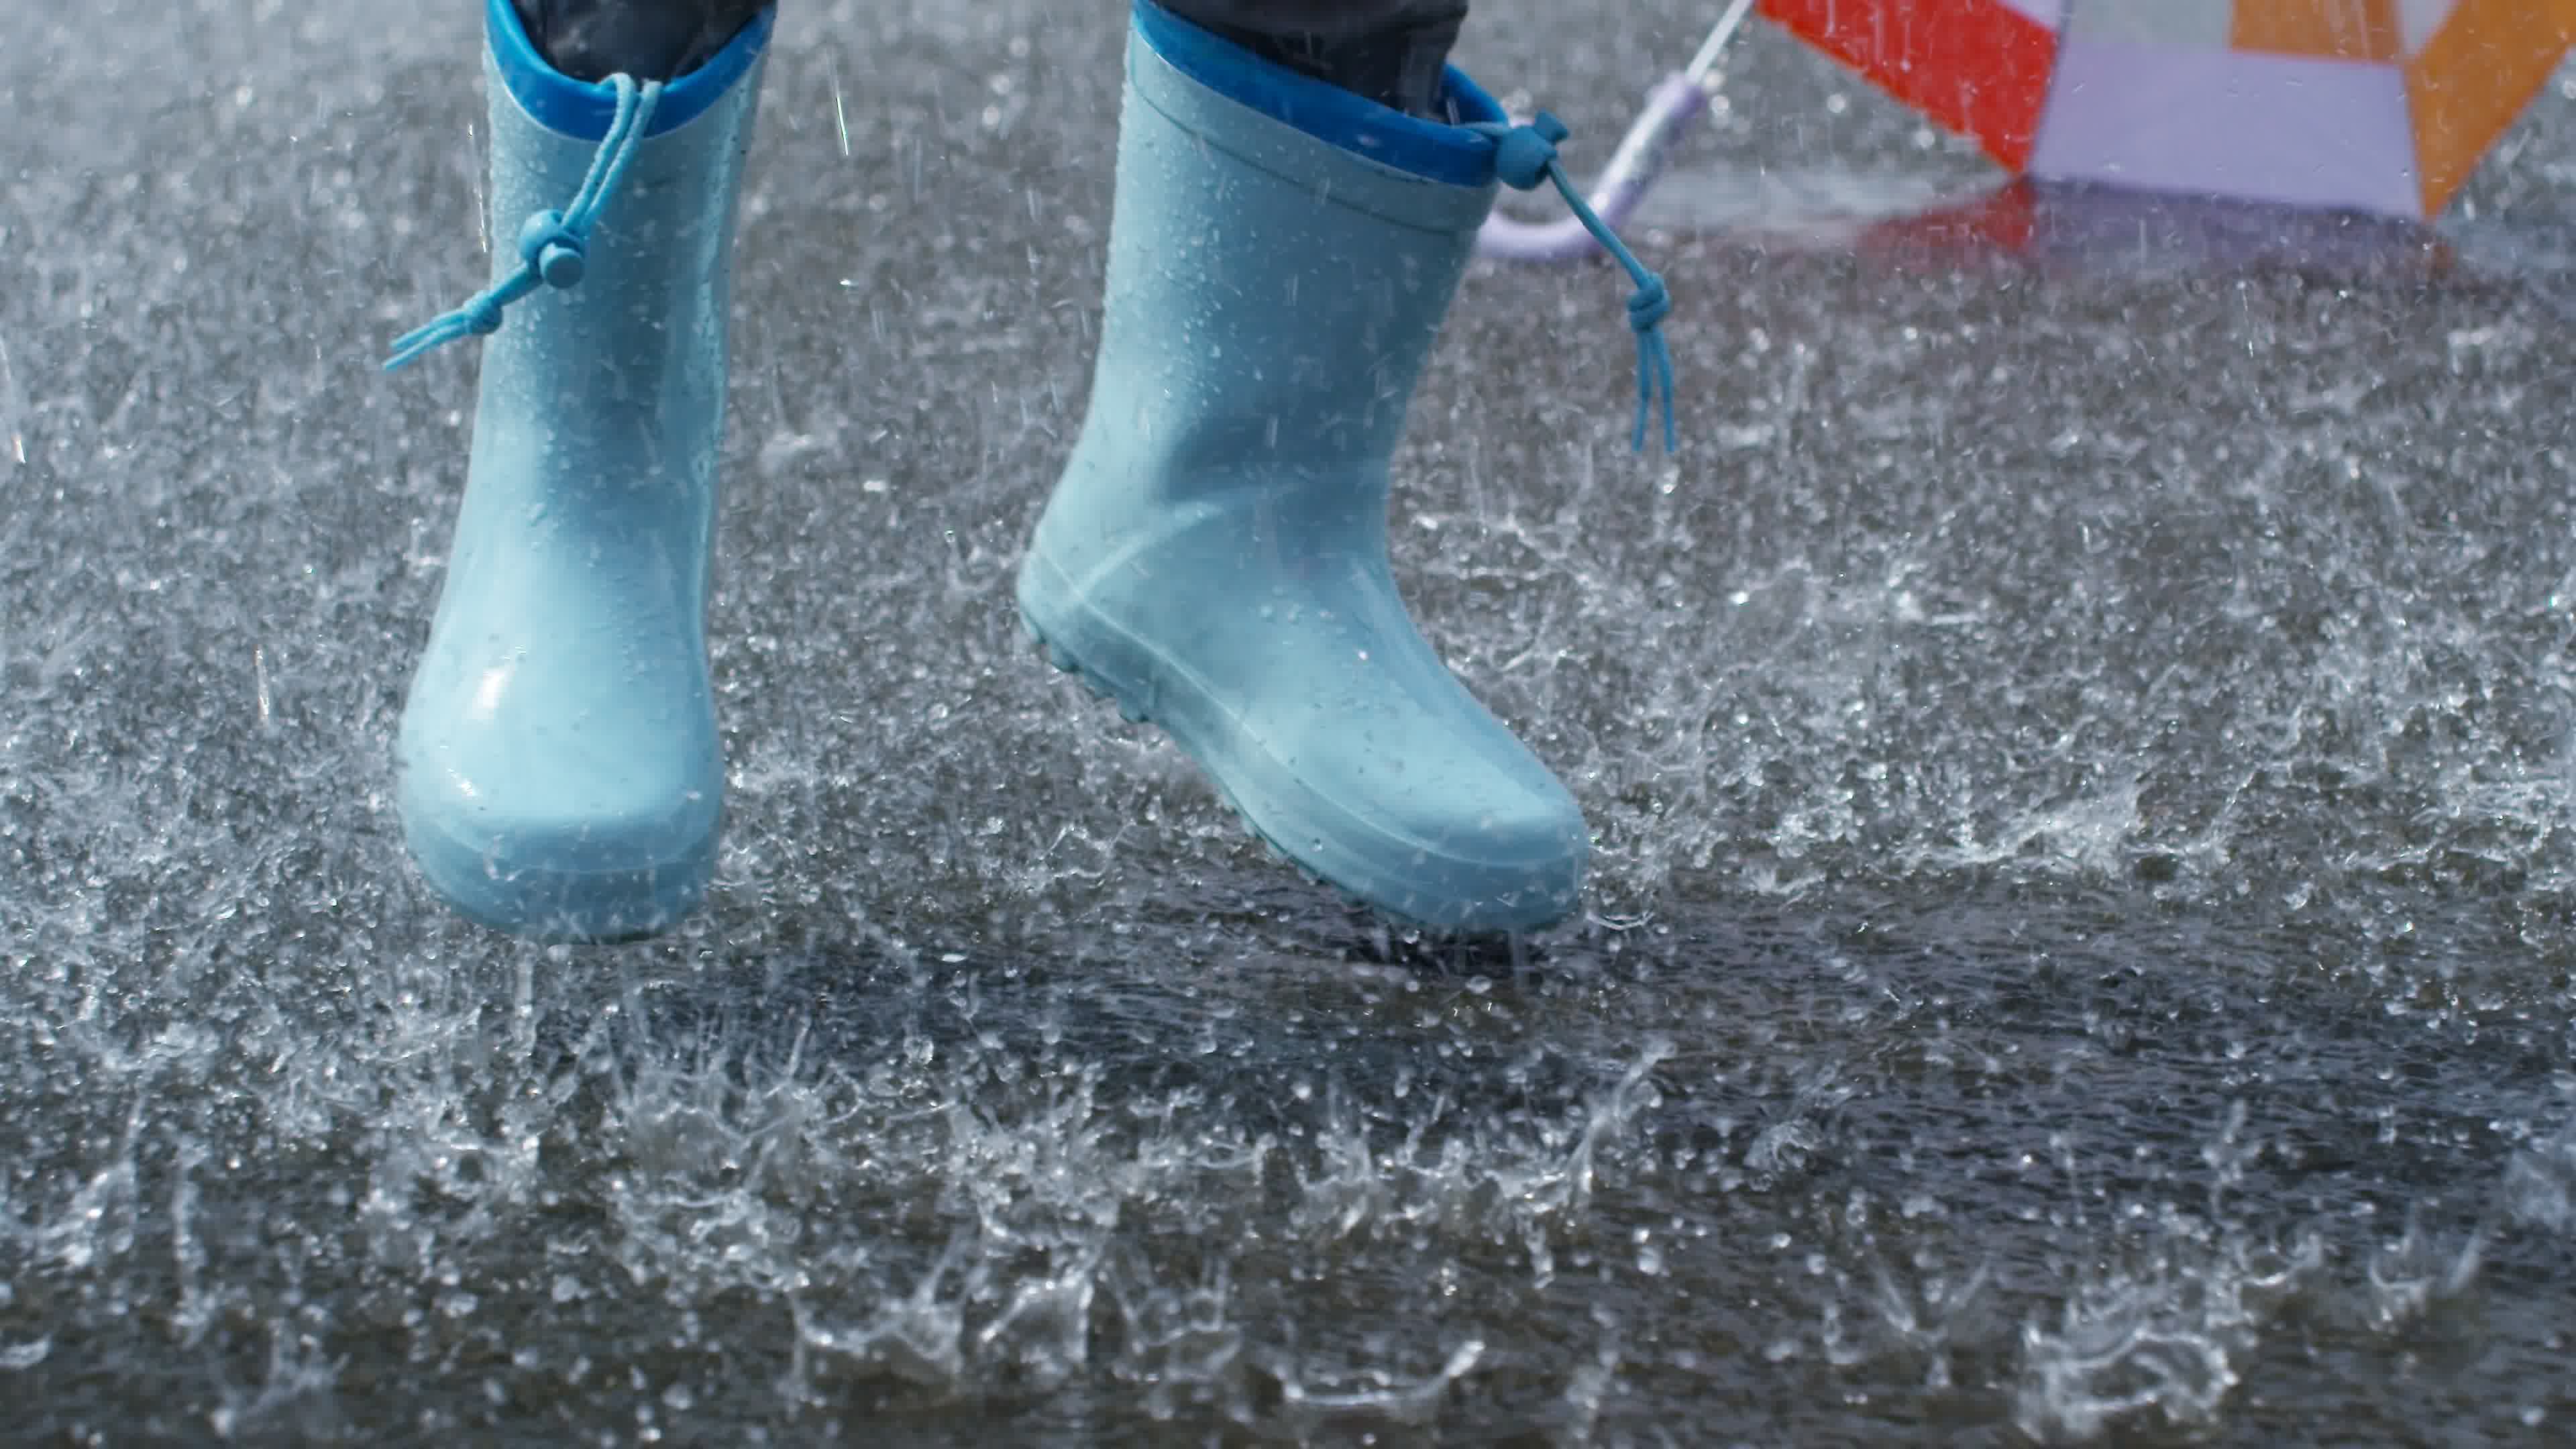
1467, 113, 1678, 453
384, 76, 665, 372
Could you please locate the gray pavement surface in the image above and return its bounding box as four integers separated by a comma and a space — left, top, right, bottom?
5, 0, 2576, 1442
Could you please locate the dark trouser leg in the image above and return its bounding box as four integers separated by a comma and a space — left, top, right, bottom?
513, 1, 1466, 116
1155, 0, 1471, 117
511, 0, 770, 82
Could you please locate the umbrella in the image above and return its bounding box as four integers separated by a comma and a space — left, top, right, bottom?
1475, 1, 2573, 264
1758, 0, 2576, 219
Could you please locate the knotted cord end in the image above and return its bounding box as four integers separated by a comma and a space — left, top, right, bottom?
1469, 113, 1682, 454
382, 75, 661, 372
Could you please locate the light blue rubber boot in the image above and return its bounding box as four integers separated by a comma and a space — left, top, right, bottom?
1020, 2, 1673, 934
386, 0, 772, 943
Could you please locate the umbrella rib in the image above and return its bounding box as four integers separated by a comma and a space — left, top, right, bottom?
1688, 0, 1760, 86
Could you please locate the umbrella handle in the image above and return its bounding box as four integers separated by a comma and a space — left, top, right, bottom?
1475, 73, 1713, 264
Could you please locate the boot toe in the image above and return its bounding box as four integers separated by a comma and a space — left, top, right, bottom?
1222, 712, 1588, 934
1020, 547, 1592, 934
1316, 755, 1589, 934
398, 726, 720, 944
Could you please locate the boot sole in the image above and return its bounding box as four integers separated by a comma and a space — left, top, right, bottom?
400, 806, 714, 945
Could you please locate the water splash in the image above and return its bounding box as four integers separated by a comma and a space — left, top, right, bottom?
2013, 1218, 2325, 1441
2504, 1116, 2576, 1234
1291, 1038, 1674, 1285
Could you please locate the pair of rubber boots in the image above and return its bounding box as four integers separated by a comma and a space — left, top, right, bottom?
393, 0, 1598, 942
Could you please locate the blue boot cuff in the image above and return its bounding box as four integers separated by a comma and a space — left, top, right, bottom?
488, 0, 774, 140
1131, 0, 1505, 187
